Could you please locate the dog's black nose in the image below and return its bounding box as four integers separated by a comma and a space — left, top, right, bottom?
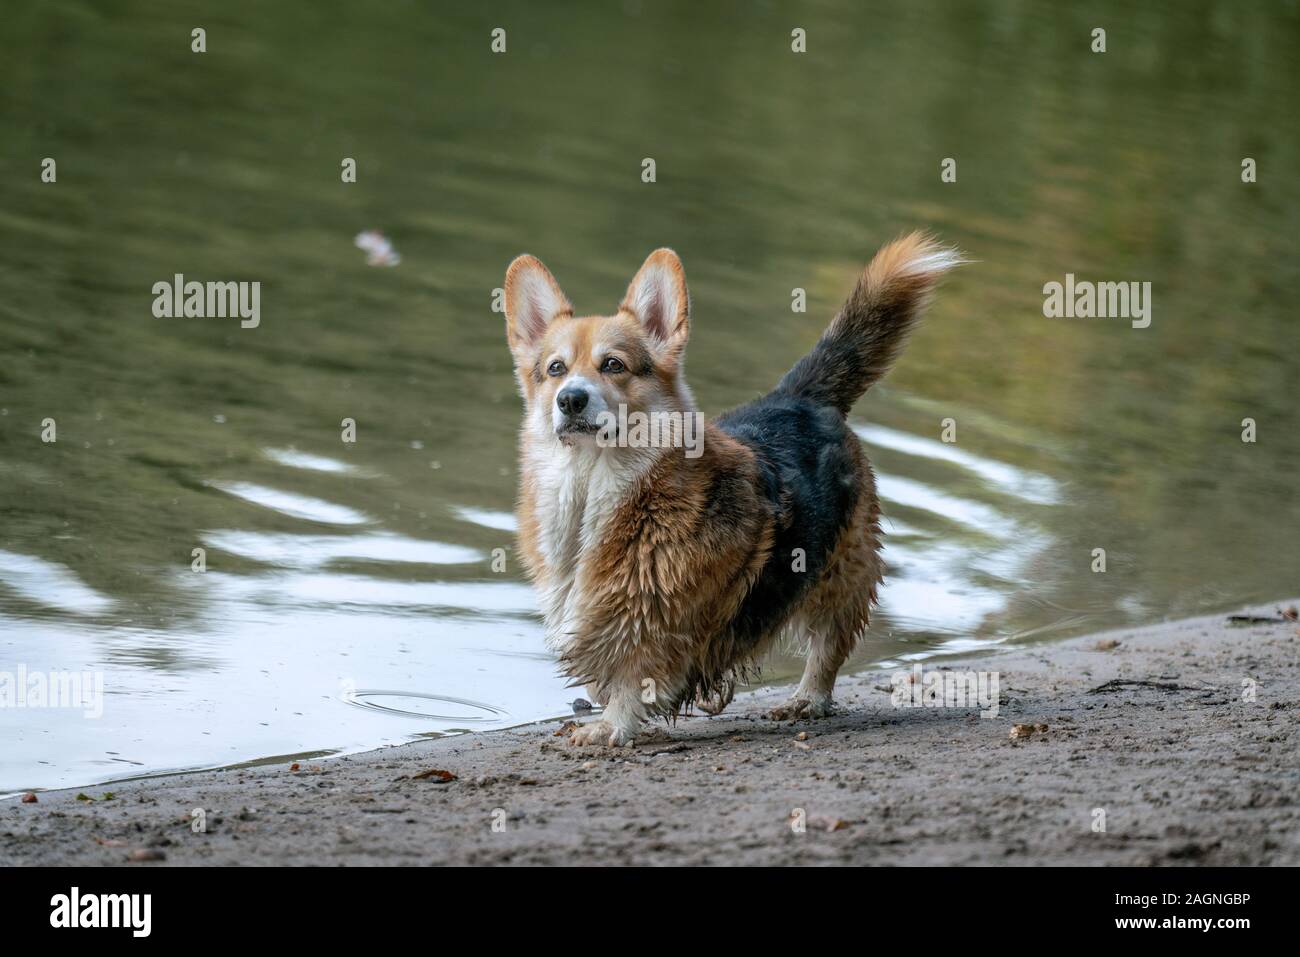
556, 388, 588, 416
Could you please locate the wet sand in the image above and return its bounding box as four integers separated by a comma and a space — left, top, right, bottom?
4, 600, 1297, 866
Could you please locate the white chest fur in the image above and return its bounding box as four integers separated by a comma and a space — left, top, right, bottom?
527, 441, 655, 650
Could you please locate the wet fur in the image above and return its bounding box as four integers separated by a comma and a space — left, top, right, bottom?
503, 233, 960, 745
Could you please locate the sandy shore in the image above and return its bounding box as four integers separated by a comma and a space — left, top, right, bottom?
4, 599, 1298, 866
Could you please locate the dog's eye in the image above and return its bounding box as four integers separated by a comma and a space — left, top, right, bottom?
600, 357, 626, 375
547, 360, 566, 377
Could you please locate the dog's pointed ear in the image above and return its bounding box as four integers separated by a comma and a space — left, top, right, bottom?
504, 255, 572, 358
620, 248, 689, 351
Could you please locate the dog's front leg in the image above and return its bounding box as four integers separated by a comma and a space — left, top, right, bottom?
569, 682, 646, 747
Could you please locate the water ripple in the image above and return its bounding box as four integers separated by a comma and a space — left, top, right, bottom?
204, 530, 480, 568
0, 550, 115, 616
209, 481, 371, 526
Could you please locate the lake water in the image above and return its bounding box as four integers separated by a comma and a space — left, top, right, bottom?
2, 1, 1297, 792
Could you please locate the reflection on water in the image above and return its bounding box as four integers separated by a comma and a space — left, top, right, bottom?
210, 481, 371, 525
856, 425, 1059, 506
2, 0, 1298, 791
205, 529, 480, 568
0, 551, 116, 617
262, 447, 363, 475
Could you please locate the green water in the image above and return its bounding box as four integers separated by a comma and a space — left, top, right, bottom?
1, 0, 1297, 791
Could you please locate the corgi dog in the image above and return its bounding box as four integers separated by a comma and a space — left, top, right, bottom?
502, 232, 960, 746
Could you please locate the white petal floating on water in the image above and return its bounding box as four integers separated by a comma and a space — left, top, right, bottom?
353, 229, 401, 267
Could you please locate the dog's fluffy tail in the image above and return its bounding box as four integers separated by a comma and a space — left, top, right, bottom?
776, 232, 962, 413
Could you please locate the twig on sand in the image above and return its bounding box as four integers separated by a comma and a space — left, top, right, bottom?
1227, 606, 1298, 625
1087, 679, 1206, 694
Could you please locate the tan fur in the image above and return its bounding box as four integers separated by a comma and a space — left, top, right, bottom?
562, 425, 773, 698
501, 236, 958, 746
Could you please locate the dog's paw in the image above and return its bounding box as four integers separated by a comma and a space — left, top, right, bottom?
767, 694, 834, 721
569, 720, 634, 748
694, 678, 736, 716
766, 699, 806, 721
